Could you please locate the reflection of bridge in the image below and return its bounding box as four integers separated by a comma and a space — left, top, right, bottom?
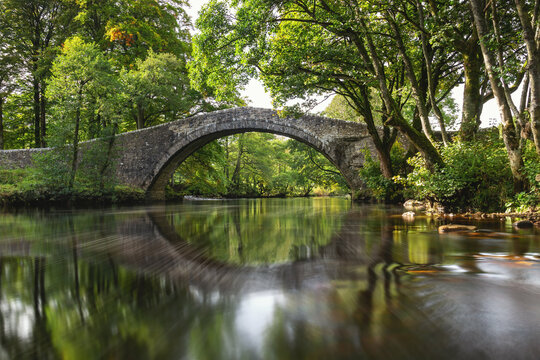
86, 209, 396, 293
0, 107, 378, 199
0, 208, 396, 294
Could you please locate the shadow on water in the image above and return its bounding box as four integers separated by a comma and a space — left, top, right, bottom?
0, 199, 539, 359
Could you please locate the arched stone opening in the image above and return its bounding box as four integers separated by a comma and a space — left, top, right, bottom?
146, 125, 353, 200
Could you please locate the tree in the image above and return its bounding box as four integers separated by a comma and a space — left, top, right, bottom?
469, 0, 527, 190
513, 0, 540, 156
190, 0, 444, 176
0, 10, 21, 149
424, 0, 488, 140
2, 0, 77, 147
74, 0, 192, 65
45, 37, 119, 190
121, 51, 208, 129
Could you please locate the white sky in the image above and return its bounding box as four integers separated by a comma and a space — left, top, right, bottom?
186, 0, 504, 125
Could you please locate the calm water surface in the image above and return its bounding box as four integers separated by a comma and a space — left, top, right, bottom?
1, 198, 540, 359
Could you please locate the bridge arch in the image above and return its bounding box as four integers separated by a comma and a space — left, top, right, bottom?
146, 119, 349, 199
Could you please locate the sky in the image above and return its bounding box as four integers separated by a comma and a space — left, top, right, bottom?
185, 0, 504, 126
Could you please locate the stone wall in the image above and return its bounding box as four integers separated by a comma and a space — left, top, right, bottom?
0, 148, 42, 169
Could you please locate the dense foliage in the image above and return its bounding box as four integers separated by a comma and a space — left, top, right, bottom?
356, 130, 539, 212
170, 133, 348, 198
0, 0, 231, 203
400, 134, 515, 212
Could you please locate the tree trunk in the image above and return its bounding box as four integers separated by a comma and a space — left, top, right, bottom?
357, 21, 444, 169
231, 134, 244, 192
136, 103, 145, 129
353, 87, 394, 178
40, 83, 46, 147
514, 0, 540, 156
387, 14, 436, 145
460, 39, 484, 140
33, 75, 41, 148
69, 91, 82, 190
98, 124, 118, 191
417, 1, 450, 146
0, 96, 4, 150
470, 0, 527, 190
490, 0, 528, 151
225, 136, 230, 181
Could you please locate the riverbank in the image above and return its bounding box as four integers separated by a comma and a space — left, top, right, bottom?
0, 167, 147, 207
402, 199, 540, 227
0, 167, 349, 208
0, 183, 146, 208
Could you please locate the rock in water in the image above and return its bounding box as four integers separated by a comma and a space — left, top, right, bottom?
402, 211, 416, 218
403, 200, 425, 211
438, 224, 477, 234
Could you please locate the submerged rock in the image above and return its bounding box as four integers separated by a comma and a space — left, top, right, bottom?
438, 224, 477, 234
402, 211, 416, 218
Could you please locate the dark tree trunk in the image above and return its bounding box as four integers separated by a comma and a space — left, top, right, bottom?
356, 21, 443, 169
69, 91, 82, 190
40, 83, 46, 147
33, 75, 41, 147
387, 14, 435, 145
230, 134, 244, 192
355, 87, 395, 178
136, 103, 145, 129
417, 0, 450, 146
0, 96, 4, 150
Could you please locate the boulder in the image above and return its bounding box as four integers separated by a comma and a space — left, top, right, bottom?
438, 224, 477, 234
403, 200, 425, 211
402, 211, 415, 218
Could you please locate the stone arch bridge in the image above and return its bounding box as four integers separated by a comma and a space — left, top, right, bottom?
0, 107, 378, 199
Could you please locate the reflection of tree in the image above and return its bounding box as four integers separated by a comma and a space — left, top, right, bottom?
262, 224, 406, 359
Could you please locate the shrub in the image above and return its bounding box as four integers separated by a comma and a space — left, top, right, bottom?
0, 168, 29, 185
398, 137, 513, 212
505, 143, 540, 212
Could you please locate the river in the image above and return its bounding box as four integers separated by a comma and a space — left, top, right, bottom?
0, 198, 539, 359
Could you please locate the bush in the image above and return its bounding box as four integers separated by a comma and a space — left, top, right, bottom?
0, 168, 29, 185
0, 167, 146, 206
505, 143, 540, 212
398, 137, 514, 212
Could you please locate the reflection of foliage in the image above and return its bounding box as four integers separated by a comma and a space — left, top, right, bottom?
172, 198, 348, 265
